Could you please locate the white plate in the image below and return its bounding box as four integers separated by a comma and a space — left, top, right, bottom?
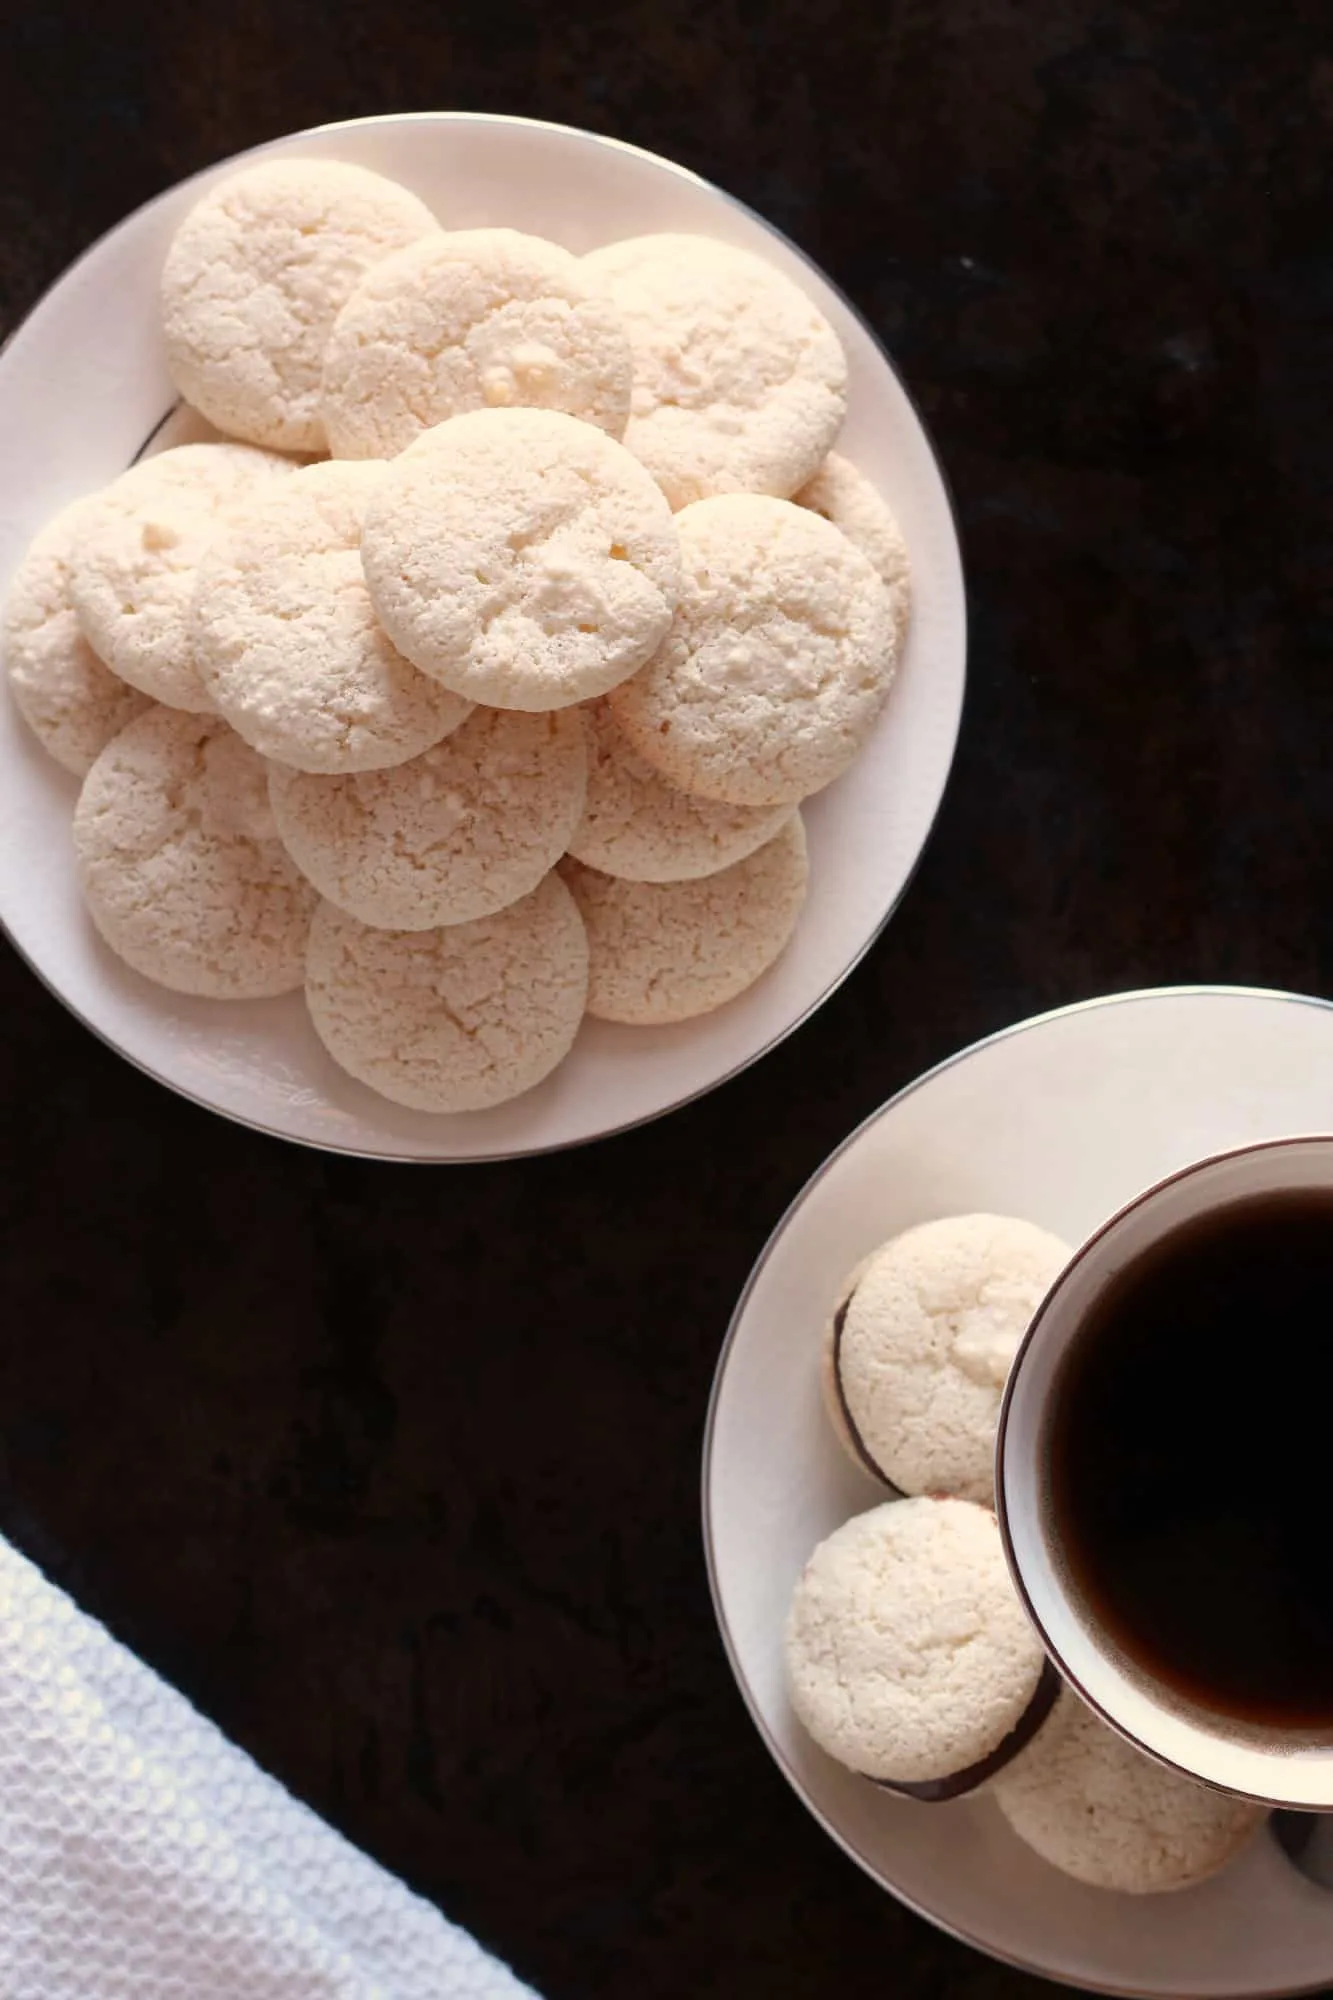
704, 986, 1333, 1998
0, 113, 965, 1161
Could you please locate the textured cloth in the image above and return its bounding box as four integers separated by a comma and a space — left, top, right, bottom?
0, 1536, 535, 1999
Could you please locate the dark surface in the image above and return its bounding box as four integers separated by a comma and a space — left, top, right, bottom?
0, 5, 1330, 1996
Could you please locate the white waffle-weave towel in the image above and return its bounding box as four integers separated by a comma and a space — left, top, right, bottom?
0, 1535, 537, 1999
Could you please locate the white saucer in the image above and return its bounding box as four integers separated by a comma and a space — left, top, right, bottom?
0, 112, 965, 1161
704, 987, 1333, 1998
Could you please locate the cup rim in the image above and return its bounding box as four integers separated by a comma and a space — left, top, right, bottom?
996, 1131, 1333, 1807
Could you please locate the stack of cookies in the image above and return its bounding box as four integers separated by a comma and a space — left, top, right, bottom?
785, 1216, 1266, 1893
3, 155, 912, 1116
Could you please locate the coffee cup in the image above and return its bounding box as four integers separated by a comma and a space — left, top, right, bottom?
997, 1134, 1333, 1809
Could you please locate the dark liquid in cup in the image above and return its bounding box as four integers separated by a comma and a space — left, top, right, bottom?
1050, 1187, 1333, 1732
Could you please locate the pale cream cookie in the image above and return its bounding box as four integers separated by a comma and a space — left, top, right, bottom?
609, 494, 897, 807
823, 1214, 1073, 1503
994, 1696, 1264, 1893
73, 708, 316, 998
567, 697, 792, 882
69, 443, 298, 712
360, 407, 681, 710
160, 157, 438, 451
4, 499, 151, 775
192, 458, 471, 773
794, 452, 913, 646
785, 1498, 1052, 1795
270, 705, 587, 930
582, 231, 847, 507
304, 871, 589, 1113
560, 813, 807, 1024
320, 227, 633, 459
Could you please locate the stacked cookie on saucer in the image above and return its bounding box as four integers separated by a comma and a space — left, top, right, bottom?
786, 1215, 1265, 1893
4, 155, 912, 1116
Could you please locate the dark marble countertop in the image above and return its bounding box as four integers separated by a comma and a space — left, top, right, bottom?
1, 5, 1329, 1996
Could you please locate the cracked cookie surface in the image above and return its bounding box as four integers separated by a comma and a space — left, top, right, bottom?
73, 708, 316, 997
609, 494, 897, 807
582, 232, 847, 508
560, 813, 806, 1024
4, 499, 151, 774
70, 443, 298, 713
271, 705, 587, 929
567, 697, 791, 882
304, 870, 588, 1112
160, 158, 437, 451
321, 227, 632, 459
826, 1214, 1072, 1503
786, 1497, 1047, 1787
193, 459, 472, 773
360, 406, 681, 711
794, 452, 913, 646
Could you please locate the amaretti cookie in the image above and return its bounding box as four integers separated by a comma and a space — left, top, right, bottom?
360, 407, 681, 711
567, 698, 792, 882
785, 1497, 1058, 1797
609, 495, 897, 807
192, 459, 472, 773
73, 709, 316, 998
561, 814, 807, 1024
4, 500, 151, 774
270, 705, 587, 930
794, 452, 913, 645
582, 232, 847, 508
823, 1214, 1072, 1503
321, 227, 633, 458
993, 1696, 1264, 1893
304, 872, 588, 1112
69, 443, 298, 712
160, 157, 438, 451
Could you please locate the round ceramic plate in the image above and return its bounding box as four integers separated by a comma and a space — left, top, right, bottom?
704, 986, 1333, 1999
0, 113, 965, 1161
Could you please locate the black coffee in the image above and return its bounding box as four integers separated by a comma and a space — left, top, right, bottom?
1049, 1186, 1333, 1732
